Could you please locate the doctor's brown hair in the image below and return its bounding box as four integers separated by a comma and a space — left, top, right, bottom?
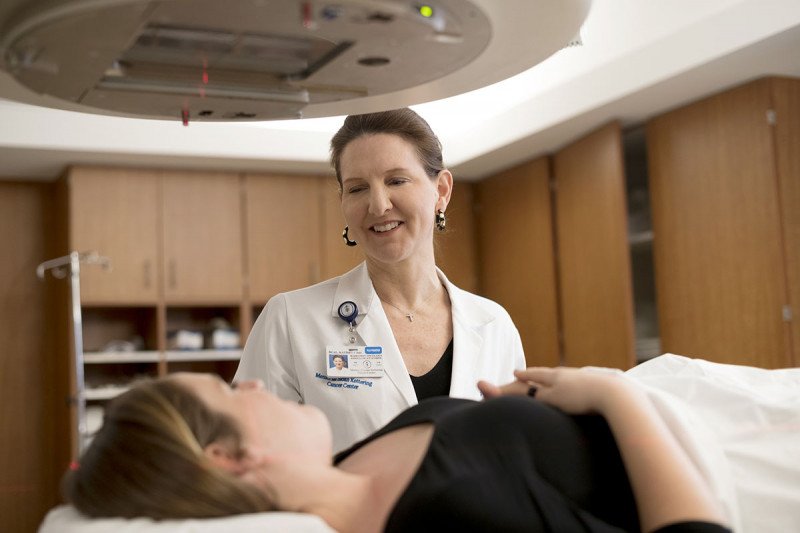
63, 378, 275, 519
330, 107, 445, 187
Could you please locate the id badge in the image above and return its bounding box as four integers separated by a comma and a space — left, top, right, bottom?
326, 346, 384, 378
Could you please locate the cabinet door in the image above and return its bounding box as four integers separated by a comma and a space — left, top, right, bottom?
647, 80, 790, 368
436, 181, 480, 294
69, 167, 160, 304
320, 178, 363, 280
162, 171, 243, 303
554, 122, 635, 369
245, 173, 322, 304
476, 157, 560, 367
772, 77, 800, 367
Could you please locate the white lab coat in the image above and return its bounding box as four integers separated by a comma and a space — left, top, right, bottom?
235, 262, 525, 452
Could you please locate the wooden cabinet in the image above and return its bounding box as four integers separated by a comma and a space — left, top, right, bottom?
62, 167, 247, 456
476, 157, 561, 367
319, 177, 363, 280
646, 77, 798, 368
475, 125, 636, 370
162, 171, 243, 303
553, 122, 635, 369
0, 182, 66, 532
69, 167, 160, 304
245, 173, 322, 304
772, 78, 800, 366
436, 181, 480, 293
69, 167, 244, 305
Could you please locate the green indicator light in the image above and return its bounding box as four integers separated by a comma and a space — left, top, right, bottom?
419, 5, 433, 18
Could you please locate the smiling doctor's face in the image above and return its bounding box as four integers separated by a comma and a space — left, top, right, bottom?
339, 133, 452, 267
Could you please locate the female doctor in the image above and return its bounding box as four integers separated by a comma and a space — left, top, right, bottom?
235, 108, 525, 452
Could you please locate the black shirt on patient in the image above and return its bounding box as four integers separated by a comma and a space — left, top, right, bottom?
334, 396, 731, 533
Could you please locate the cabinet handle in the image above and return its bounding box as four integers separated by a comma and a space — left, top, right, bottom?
310, 262, 320, 284
168, 260, 177, 289
143, 260, 151, 289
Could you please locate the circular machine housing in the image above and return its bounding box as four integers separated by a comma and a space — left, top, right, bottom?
0, 0, 590, 121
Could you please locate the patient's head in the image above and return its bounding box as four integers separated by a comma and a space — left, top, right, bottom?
63, 376, 276, 519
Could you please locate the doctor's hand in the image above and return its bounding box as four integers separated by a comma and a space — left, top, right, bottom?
478, 367, 638, 416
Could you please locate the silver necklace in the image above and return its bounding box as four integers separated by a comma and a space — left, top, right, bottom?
381, 285, 440, 322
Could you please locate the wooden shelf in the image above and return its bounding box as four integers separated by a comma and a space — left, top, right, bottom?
83, 350, 160, 364
165, 349, 242, 362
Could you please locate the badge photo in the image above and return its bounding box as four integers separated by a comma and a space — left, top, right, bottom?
326, 346, 384, 378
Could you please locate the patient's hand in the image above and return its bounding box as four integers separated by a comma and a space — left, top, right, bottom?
478, 367, 637, 416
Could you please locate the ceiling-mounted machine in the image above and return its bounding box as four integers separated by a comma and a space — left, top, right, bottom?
0, 0, 590, 123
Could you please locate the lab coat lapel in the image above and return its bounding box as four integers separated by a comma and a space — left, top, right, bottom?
440, 270, 489, 399
331, 263, 417, 407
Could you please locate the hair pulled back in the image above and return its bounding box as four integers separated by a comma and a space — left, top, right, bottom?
63, 378, 274, 519
330, 108, 444, 186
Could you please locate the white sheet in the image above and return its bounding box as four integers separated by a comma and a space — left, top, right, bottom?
624, 354, 800, 532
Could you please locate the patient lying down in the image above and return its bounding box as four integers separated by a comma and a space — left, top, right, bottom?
64, 367, 731, 533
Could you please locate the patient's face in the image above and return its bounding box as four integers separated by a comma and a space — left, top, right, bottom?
172, 373, 332, 464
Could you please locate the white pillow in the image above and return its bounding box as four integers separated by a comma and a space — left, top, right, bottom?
39, 505, 337, 533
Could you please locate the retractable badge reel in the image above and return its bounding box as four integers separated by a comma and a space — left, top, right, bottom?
338, 301, 358, 344
326, 300, 384, 378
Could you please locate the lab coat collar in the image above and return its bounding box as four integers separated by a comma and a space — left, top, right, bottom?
330, 262, 496, 404
330, 262, 378, 320
442, 271, 494, 399
331, 262, 416, 406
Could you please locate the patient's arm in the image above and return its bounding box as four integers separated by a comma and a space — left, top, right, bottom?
479, 368, 728, 533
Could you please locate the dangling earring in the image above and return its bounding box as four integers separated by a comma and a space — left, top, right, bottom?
435, 210, 446, 232
342, 226, 357, 246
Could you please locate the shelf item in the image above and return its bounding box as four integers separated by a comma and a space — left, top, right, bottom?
167, 330, 204, 351
82, 306, 159, 353
166, 306, 242, 350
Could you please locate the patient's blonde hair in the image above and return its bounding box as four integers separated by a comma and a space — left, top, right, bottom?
63, 378, 275, 519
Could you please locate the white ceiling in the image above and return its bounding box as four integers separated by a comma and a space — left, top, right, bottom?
1, 0, 799, 182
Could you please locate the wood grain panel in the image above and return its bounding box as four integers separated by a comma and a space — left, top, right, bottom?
68, 166, 160, 304
245, 174, 322, 304
771, 77, 800, 366
476, 157, 560, 367
435, 181, 479, 293
554, 122, 635, 369
0, 182, 60, 532
319, 177, 363, 280
647, 79, 790, 368
162, 171, 243, 303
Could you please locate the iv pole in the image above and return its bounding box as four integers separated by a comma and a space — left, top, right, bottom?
37, 251, 111, 458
